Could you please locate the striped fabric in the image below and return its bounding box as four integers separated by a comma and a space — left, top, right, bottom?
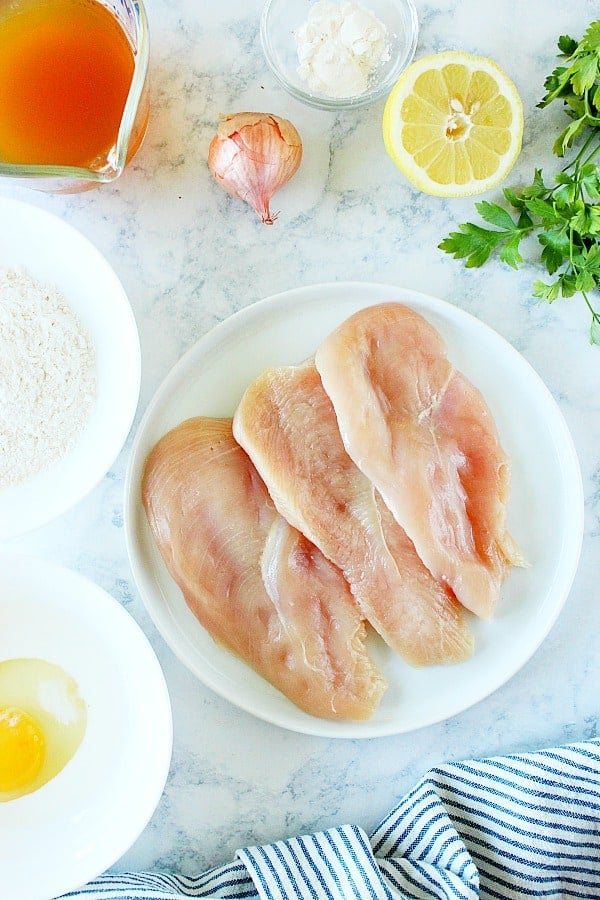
59, 738, 600, 900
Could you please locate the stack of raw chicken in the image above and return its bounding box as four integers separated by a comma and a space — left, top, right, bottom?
142, 303, 524, 721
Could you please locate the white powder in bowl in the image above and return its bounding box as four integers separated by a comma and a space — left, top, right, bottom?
295, 0, 390, 99
0, 268, 96, 488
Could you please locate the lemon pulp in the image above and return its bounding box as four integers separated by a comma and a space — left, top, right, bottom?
0, 705, 46, 792
382, 51, 524, 197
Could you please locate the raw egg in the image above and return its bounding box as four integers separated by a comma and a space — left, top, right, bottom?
0, 657, 87, 802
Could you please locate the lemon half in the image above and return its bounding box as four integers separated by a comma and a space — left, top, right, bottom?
382, 51, 524, 198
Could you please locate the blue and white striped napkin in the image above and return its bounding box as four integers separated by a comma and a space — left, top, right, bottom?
59, 737, 600, 900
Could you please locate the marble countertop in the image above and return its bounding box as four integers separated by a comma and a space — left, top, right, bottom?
4, 0, 599, 883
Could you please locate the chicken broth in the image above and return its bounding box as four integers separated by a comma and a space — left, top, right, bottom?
0, 0, 135, 168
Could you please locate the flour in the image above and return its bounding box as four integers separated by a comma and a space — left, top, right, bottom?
295, 0, 390, 99
0, 268, 96, 488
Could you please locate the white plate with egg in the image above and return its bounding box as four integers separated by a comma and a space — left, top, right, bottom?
124, 282, 584, 739
0, 553, 173, 900
0, 197, 141, 541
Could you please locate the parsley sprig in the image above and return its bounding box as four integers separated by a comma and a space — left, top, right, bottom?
439, 21, 600, 344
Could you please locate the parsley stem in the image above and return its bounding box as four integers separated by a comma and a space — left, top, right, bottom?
581, 290, 600, 327
580, 140, 600, 169
583, 143, 600, 166
562, 129, 597, 172
584, 94, 600, 126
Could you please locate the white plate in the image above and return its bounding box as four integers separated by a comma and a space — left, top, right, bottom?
0, 554, 173, 900
124, 282, 584, 739
0, 197, 140, 540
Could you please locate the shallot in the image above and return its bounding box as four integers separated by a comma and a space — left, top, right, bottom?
207, 112, 302, 224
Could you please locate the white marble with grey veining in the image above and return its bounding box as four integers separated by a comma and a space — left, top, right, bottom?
3, 0, 600, 882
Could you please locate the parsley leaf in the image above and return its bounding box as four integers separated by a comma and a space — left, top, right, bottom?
438, 222, 507, 268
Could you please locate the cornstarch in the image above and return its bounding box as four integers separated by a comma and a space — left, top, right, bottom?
295, 0, 390, 99
0, 268, 96, 488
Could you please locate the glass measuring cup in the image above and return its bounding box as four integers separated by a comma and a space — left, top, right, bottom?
0, 0, 149, 193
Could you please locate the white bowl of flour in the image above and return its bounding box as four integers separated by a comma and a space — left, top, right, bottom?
0, 197, 140, 540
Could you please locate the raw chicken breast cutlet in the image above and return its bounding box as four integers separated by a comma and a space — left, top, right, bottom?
315, 302, 525, 619
232, 360, 473, 666
142, 416, 385, 721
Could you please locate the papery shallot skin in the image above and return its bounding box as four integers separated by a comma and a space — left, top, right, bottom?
232, 361, 473, 666
208, 112, 302, 224
314, 302, 524, 619
142, 416, 385, 721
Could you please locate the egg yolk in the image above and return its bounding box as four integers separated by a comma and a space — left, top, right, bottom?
0, 705, 46, 792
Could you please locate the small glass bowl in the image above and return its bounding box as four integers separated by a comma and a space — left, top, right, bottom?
260, 0, 419, 111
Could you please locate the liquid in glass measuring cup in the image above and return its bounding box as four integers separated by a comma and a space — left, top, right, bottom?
0, 0, 149, 192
